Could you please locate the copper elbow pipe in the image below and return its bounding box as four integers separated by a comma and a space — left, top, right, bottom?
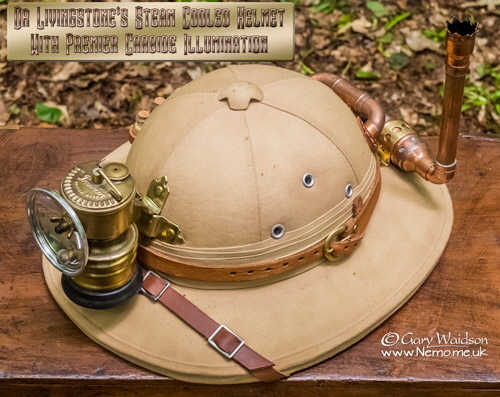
315, 18, 477, 184
312, 73, 385, 142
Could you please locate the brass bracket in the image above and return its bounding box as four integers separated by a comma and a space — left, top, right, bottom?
376, 144, 391, 167
134, 176, 185, 245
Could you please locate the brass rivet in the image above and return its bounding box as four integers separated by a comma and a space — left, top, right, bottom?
154, 185, 164, 196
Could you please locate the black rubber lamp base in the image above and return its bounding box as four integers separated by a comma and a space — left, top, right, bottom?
61, 266, 143, 310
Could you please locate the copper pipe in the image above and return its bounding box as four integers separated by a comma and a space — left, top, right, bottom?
412, 18, 478, 183
437, 19, 478, 165
312, 73, 385, 142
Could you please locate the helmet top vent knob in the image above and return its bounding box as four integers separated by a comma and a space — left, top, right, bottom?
217, 81, 264, 110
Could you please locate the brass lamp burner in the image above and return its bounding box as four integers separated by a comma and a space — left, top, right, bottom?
27, 162, 142, 309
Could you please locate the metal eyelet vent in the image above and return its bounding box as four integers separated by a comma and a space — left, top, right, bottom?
345, 184, 353, 198
302, 173, 315, 188
271, 224, 285, 239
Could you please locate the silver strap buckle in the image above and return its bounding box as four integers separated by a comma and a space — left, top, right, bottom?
141, 270, 170, 301
207, 324, 245, 359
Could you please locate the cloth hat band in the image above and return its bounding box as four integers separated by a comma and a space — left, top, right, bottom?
138, 165, 382, 283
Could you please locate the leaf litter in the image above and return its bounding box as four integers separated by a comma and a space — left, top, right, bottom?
0, 0, 498, 136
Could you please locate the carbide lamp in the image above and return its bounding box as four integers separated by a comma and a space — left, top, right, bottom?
26, 160, 183, 309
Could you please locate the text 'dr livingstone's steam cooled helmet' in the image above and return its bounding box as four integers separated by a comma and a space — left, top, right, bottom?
26, 19, 477, 384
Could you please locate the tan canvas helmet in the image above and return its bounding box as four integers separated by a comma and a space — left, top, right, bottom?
127, 64, 380, 285
35, 15, 478, 386
42, 63, 454, 383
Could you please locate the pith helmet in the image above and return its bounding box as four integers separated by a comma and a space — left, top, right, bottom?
43, 64, 453, 384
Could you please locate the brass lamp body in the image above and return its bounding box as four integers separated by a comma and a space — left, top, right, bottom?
58, 162, 142, 308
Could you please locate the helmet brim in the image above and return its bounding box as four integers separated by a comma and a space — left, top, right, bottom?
42, 160, 453, 384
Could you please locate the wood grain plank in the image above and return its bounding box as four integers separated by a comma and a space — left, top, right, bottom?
0, 128, 499, 395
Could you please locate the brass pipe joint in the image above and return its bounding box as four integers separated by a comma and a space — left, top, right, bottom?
379, 120, 455, 184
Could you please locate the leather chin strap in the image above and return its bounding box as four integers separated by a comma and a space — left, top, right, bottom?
138, 164, 381, 282
141, 269, 287, 382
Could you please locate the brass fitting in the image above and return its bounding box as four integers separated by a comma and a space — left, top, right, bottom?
379, 120, 455, 183
129, 109, 150, 143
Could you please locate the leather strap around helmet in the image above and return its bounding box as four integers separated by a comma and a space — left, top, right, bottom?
141, 269, 286, 382
138, 164, 381, 282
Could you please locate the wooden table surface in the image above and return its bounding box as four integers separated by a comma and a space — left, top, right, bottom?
0, 127, 499, 396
